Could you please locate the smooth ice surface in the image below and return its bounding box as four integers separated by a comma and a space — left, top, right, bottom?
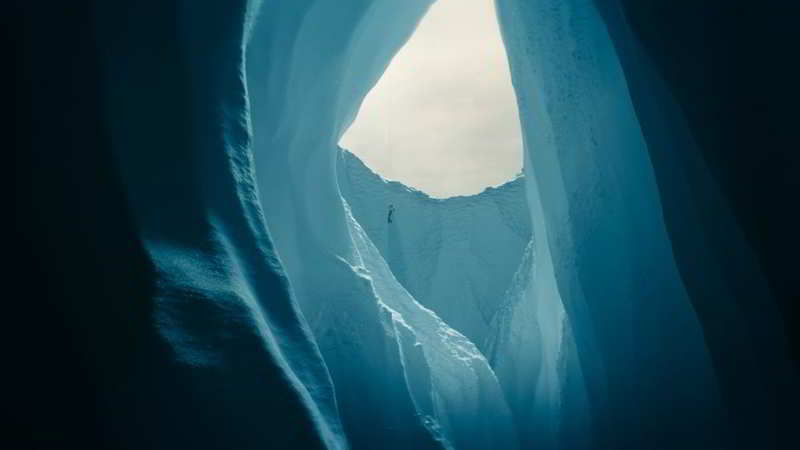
339, 0, 522, 198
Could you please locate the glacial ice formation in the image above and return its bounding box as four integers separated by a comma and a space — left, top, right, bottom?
20, 0, 798, 448
338, 149, 589, 449
338, 150, 530, 348
339, 0, 524, 198
94, 1, 346, 448
247, 1, 523, 448
80, 0, 792, 448
337, 151, 588, 448
337, 147, 585, 449
496, 1, 724, 447
245, 0, 724, 448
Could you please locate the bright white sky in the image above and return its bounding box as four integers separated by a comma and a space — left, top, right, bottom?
339, 0, 523, 198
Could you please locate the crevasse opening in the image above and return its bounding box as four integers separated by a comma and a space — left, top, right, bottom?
336, 0, 534, 366
246, 0, 724, 449
339, 0, 523, 199
247, 0, 576, 448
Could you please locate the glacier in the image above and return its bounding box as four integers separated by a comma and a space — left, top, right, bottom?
338, 150, 531, 349
15, 0, 798, 449
339, 147, 588, 448
337, 142, 586, 449
247, 0, 720, 448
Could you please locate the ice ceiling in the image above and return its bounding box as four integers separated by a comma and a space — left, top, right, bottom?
339, 0, 523, 198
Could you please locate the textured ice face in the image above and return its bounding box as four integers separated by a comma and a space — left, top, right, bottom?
496, 0, 723, 447
245, 0, 724, 449
248, 1, 522, 448
339, 150, 581, 449
338, 150, 530, 348
33, 0, 786, 448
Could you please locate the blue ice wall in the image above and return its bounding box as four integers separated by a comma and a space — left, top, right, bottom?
596, 2, 796, 447
247, 2, 519, 449
246, 0, 730, 448
92, 0, 345, 448
338, 150, 531, 348
135, 0, 790, 448
15, 0, 796, 449
247, 2, 445, 448
495, 0, 725, 448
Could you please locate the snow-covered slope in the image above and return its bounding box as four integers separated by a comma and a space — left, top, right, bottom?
337, 150, 530, 348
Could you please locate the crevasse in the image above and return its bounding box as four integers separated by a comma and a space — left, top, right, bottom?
245, 1, 724, 449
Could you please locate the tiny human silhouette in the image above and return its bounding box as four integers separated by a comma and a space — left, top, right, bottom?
388, 204, 395, 223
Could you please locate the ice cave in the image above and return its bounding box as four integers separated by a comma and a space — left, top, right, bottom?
14, 0, 799, 449
244, 0, 777, 447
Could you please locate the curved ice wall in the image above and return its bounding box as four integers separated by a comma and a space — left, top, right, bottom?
251, 0, 792, 448
597, 3, 797, 448
337, 150, 581, 449
93, 1, 345, 448
17, 0, 796, 449
248, 1, 518, 449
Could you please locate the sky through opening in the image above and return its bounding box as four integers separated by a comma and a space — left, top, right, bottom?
339, 0, 523, 198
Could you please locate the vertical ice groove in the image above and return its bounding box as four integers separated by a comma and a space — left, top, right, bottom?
494, 0, 722, 447
343, 201, 519, 450
337, 150, 531, 350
